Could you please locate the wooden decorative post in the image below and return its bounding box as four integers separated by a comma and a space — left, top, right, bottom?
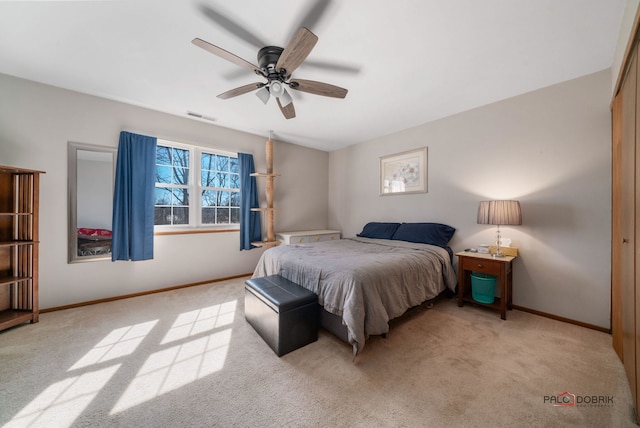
265, 137, 275, 243
250, 133, 280, 248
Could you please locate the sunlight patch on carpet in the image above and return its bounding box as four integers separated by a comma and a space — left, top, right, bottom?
69, 320, 158, 370
160, 300, 236, 345
4, 365, 121, 428
111, 329, 232, 413
110, 300, 237, 414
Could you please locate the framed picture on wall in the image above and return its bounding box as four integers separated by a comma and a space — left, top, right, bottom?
379, 147, 428, 195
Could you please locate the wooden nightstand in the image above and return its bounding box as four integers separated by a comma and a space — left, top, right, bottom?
456, 251, 516, 320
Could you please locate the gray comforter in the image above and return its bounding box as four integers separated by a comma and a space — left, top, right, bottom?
252, 237, 457, 355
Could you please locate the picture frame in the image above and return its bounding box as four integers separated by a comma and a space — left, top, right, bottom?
379, 147, 428, 195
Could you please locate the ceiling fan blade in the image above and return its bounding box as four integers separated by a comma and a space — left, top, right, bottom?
288, 0, 332, 40
198, 4, 267, 49
192, 38, 263, 75
277, 98, 296, 119
217, 82, 264, 99
289, 79, 347, 98
275, 28, 318, 76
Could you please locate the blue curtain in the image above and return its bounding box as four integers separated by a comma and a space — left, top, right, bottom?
238, 153, 262, 250
111, 131, 157, 261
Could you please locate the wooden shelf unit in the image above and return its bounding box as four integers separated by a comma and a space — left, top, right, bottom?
0, 165, 43, 331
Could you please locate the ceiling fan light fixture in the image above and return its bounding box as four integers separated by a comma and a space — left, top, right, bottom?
269, 80, 285, 98
255, 87, 270, 104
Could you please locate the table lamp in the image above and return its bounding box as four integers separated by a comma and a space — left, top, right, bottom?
477, 200, 522, 258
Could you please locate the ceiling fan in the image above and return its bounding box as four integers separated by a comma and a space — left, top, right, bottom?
192, 1, 348, 119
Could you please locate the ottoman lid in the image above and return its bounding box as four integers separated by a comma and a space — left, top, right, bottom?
245, 275, 317, 312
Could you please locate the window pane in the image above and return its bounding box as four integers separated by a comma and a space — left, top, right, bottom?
201, 152, 215, 187
201, 153, 215, 170
219, 191, 230, 206
229, 173, 240, 189
173, 167, 189, 185
230, 157, 239, 173
155, 187, 173, 205
173, 207, 189, 225
216, 155, 229, 172
201, 170, 215, 187
230, 208, 240, 223
173, 148, 189, 168
230, 191, 239, 207
155, 207, 172, 225
156, 166, 172, 184
202, 207, 216, 224
216, 207, 230, 224
201, 190, 217, 207
172, 188, 189, 206
215, 172, 228, 188
157, 146, 172, 166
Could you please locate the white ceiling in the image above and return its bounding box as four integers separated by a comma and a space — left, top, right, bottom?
0, 0, 627, 152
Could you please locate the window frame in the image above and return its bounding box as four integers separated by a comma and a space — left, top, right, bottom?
154, 139, 240, 232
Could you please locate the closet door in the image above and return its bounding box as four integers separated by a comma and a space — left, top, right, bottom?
612, 87, 623, 359
621, 46, 638, 410
635, 43, 640, 415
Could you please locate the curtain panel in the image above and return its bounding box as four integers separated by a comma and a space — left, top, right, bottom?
111, 131, 157, 261
238, 153, 262, 250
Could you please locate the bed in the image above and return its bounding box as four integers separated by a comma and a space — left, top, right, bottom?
77, 228, 112, 256
252, 222, 458, 355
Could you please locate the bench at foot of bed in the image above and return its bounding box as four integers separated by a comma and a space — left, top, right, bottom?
245, 275, 320, 356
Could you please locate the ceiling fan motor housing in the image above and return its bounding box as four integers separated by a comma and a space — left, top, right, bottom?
258, 46, 286, 78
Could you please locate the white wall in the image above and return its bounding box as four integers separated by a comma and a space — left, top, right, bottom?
0, 73, 329, 309
329, 69, 612, 329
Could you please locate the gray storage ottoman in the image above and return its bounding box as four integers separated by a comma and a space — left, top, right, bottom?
244, 275, 319, 356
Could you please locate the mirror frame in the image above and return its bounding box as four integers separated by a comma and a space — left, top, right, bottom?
68, 142, 117, 263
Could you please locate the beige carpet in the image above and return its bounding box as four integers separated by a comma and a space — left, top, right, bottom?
0, 277, 636, 427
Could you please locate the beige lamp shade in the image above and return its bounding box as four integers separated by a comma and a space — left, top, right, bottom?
477, 200, 522, 226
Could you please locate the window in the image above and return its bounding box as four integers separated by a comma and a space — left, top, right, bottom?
154, 140, 240, 228
200, 152, 240, 225
155, 145, 190, 225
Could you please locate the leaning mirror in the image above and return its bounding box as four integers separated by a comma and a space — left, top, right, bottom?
68, 142, 117, 263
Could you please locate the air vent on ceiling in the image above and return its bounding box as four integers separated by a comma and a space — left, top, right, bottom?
186, 111, 216, 122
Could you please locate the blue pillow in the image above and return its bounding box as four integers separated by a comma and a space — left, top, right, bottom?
356, 222, 401, 240
391, 222, 456, 248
